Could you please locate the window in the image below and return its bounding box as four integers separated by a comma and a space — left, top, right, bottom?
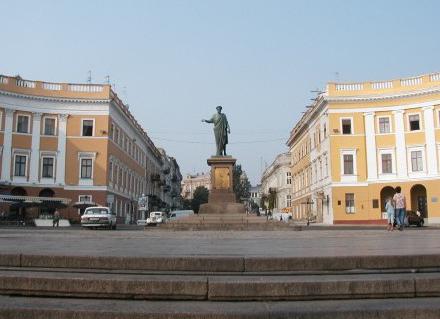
16, 115, 29, 133
378, 117, 390, 134
343, 154, 354, 174
286, 172, 292, 185
109, 162, 113, 182
409, 114, 420, 131
115, 128, 120, 144
80, 158, 93, 178
341, 118, 352, 134
381, 153, 392, 174
345, 193, 355, 213
286, 195, 292, 207
82, 119, 94, 136
79, 195, 92, 202
14, 155, 27, 176
42, 157, 54, 178
411, 150, 423, 172
110, 123, 114, 140
43, 117, 56, 135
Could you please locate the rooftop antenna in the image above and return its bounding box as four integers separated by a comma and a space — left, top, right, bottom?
334, 72, 340, 81
87, 70, 92, 84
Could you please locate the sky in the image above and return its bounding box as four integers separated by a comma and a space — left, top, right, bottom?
1, 0, 439, 184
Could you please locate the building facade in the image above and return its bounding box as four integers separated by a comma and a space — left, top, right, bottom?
158, 148, 182, 211
287, 72, 440, 224
260, 152, 292, 212
249, 184, 262, 207
0, 74, 179, 223
181, 172, 211, 199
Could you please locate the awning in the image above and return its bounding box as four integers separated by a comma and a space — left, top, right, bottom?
72, 201, 96, 210
0, 195, 71, 208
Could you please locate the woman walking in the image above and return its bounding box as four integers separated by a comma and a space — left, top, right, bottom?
385, 197, 394, 231
393, 186, 406, 231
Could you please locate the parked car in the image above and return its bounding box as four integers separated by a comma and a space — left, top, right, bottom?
406, 210, 424, 227
81, 206, 117, 230
145, 211, 166, 226
168, 210, 194, 221
393, 210, 424, 227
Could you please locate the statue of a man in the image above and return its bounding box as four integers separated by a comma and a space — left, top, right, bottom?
202, 106, 231, 156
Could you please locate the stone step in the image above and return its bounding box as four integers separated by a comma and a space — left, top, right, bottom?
2, 295, 440, 319
2, 254, 440, 272
2, 269, 440, 300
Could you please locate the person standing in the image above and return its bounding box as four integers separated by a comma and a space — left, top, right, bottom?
393, 187, 406, 231
385, 197, 394, 231
53, 210, 60, 228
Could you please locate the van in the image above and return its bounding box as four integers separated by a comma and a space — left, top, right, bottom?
168, 210, 194, 221
81, 206, 117, 230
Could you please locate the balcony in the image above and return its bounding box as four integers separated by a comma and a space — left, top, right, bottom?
151, 173, 160, 182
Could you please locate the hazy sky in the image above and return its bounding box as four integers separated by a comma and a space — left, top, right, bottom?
1, 0, 439, 184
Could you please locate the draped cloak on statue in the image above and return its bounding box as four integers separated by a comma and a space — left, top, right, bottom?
209, 112, 230, 156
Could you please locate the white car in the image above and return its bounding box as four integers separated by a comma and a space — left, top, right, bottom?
146, 211, 166, 226
81, 206, 117, 230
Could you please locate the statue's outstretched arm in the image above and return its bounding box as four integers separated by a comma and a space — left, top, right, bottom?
202, 119, 213, 123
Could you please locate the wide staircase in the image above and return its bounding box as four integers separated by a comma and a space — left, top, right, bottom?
1, 253, 440, 318
160, 213, 296, 230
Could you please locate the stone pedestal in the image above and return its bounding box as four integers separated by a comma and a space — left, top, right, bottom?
198, 156, 245, 215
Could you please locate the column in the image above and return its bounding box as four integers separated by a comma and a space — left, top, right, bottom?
393, 110, 408, 178
423, 105, 438, 175
364, 112, 378, 180
29, 112, 42, 183
1, 109, 14, 181
56, 114, 68, 184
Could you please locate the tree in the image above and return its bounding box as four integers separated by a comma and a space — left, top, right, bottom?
268, 189, 277, 211
233, 164, 251, 202
191, 186, 209, 213
182, 198, 192, 210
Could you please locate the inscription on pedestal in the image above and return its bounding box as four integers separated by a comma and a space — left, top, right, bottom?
214, 167, 230, 190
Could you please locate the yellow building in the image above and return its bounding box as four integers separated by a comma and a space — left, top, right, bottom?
287, 72, 440, 224
0, 74, 178, 223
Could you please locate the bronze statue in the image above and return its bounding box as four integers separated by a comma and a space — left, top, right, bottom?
202, 106, 231, 156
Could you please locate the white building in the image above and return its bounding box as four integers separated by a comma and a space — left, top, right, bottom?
261, 152, 292, 212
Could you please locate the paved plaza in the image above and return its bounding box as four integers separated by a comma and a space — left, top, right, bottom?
1, 227, 439, 258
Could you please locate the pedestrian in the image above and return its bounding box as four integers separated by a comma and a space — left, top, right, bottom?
53, 210, 60, 228
385, 197, 394, 231
393, 186, 406, 231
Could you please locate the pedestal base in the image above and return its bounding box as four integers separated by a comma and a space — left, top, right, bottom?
199, 202, 245, 215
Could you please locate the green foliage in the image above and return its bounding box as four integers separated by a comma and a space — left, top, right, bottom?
260, 194, 267, 210
191, 186, 209, 213
182, 198, 192, 210
268, 189, 277, 211
233, 164, 251, 202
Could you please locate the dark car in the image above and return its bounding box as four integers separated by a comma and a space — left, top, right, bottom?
405, 210, 424, 227
394, 210, 424, 228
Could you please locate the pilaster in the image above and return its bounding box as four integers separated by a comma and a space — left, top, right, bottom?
364, 112, 377, 180
423, 105, 438, 175
1, 109, 14, 181
29, 112, 42, 182
393, 110, 408, 178
56, 114, 68, 184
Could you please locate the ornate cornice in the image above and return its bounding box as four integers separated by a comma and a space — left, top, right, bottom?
0, 89, 110, 104
325, 86, 440, 103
